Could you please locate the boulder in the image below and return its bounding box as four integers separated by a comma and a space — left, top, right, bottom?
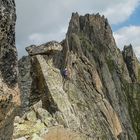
26, 110, 37, 122
26, 41, 63, 56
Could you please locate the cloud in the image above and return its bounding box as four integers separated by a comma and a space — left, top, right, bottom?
28, 32, 66, 45
102, 0, 139, 24
114, 26, 140, 58
15, 0, 140, 57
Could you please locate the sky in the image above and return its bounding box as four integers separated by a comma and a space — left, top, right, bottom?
15, 0, 140, 59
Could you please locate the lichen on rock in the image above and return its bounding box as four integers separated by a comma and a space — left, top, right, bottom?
0, 0, 20, 139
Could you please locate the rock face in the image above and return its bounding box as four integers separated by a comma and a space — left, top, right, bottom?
123, 44, 140, 83
122, 45, 140, 138
16, 13, 140, 140
26, 41, 63, 56
18, 56, 31, 113
0, 0, 20, 139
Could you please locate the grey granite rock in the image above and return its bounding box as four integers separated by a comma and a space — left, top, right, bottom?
122, 44, 140, 82
18, 56, 32, 113
26, 41, 63, 56
0, 0, 20, 139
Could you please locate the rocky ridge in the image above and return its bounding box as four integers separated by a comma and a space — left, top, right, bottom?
15, 13, 140, 140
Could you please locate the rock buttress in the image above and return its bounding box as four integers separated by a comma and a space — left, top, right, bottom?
122, 45, 140, 138
0, 0, 20, 139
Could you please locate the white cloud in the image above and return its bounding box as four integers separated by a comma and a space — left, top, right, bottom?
15, 0, 140, 57
114, 26, 140, 58
28, 32, 65, 45
102, 0, 139, 24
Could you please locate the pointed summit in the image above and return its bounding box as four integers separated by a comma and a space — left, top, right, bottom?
67, 12, 117, 54
123, 44, 140, 82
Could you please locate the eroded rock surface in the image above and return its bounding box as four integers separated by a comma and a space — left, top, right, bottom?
0, 0, 20, 139
18, 56, 31, 113
123, 44, 140, 83
122, 45, 140, 138
26, 41, 63, 56
16, 13, 140, 140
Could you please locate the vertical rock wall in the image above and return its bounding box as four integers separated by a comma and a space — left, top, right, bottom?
0, 0, 20, 139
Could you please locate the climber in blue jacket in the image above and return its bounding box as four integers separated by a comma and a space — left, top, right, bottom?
63, 68, 68, 78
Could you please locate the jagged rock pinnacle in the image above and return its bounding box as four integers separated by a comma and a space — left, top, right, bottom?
123, 44, 140, 82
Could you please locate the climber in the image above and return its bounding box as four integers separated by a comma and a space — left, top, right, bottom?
62, 68, 70, 79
